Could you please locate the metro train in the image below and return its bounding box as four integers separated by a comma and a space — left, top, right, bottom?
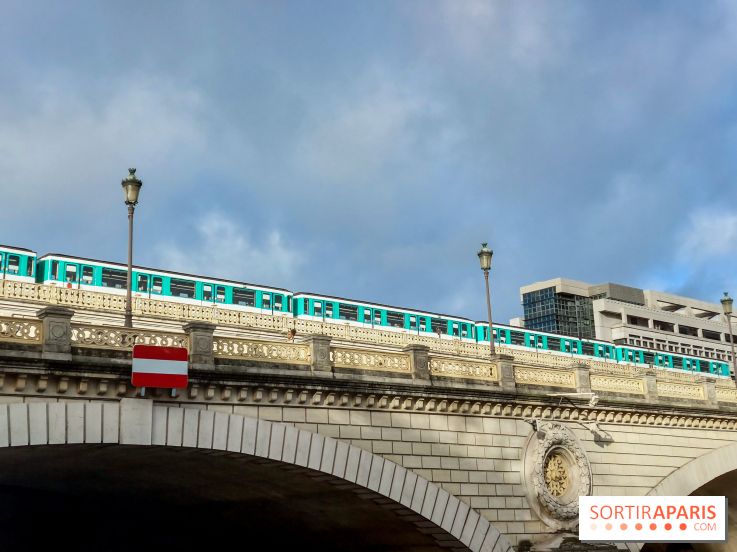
0, 243, 731, 378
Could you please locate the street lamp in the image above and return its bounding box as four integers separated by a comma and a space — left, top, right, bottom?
721, 292, 737, 385
121, 168, 142, 328
477, 242, 495, 357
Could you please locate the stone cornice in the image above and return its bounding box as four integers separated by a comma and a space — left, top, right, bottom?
1, 357, 736, 432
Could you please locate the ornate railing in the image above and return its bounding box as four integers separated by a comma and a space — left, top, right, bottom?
0, 316, 42, 344
514, 366, 577, 389
213, 337, 310, 365
331, 348, 410, 373
429, 356, 498, 381
0, 282, 732, 394
590, 374, 645, 395
71, 324, 189, 350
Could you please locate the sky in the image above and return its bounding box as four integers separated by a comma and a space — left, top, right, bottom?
2, 1, 737, 323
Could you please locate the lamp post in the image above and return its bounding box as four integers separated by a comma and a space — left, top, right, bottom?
721, 292, 737, 386
477, 242, 495, 357
121, 168, 142, 328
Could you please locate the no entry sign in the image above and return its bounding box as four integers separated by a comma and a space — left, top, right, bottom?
132, 344, 188, 388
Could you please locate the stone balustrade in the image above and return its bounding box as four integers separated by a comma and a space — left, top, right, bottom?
0, 287, 734, 409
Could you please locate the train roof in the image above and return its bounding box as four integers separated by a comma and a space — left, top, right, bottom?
38, 253, 292, 293
293, 291, 475, 322
0, 244, 37, 255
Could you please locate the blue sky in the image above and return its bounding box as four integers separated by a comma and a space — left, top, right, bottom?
2, 1, 737, 322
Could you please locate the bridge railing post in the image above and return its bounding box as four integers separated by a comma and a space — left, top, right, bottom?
572, 362, 592, 394
183, 322, 216, 369
644, 368, 658, 402
495, 353, 516, 391
701, 377, 718, 408
403, 344, 430, 381
306, 335, 332, 372
36, 306, 74, 361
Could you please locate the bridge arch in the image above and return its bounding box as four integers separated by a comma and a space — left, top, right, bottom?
646, 442, 737, 498
623, 443, 737, 552
0, 398, 512, 552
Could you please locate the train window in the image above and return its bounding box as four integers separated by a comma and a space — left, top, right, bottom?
152, 277, 163, 293
51, 261, 59, 280
374, 310, 382, 324
102, 268, 127, 289
26, 258, 34, 277
409, 315, 417, 329
7, 255, 19, 274
303, 299, 309, 314
234, 288, 255, 306
461, 325, 469, 338
137, 274, 148, 291
672, 356, 683, 369
216, 287, 225, 302
339, 304, 358, 321
451, 323, 459, 337
419, 318, 426, 331
82, 266, 94, 284
203, 285, 212, 301
431, 319, 445, 335
363, 309, 372, 324
65, 264, 77, 282
510, 331, 525, 346
314, 301, 323, 316
643, 352, 655, 365
170, 278, 195, 298
548, 337, 561, 350
325, 303, 333, 317
387, 311, 404, 328
0, 253, 3, 270
171, 278, 194, 298
274, 295, 283, 311
262, 293, 272, 309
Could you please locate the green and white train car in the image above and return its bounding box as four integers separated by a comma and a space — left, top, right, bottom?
292, 292, 477, 341
36, 254, 292, 314
0, 245, 36, 283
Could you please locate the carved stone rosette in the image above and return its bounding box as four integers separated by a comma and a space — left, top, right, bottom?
522, 421, 591, 531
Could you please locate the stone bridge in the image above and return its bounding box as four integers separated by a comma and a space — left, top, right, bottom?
0, 281, 736, 551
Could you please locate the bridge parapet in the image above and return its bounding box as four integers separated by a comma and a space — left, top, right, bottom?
0, 300, 735, 414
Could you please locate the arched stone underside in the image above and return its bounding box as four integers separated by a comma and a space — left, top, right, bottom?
0, 399, 513, 552
626, 443, 737, 552
646, 442, 737, 498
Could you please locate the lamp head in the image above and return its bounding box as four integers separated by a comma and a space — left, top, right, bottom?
721, 292, 733, 316
121, 168, 143, 206
477, 242, 493, 271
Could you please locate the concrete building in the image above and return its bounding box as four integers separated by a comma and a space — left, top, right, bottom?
520, 278, 736, 362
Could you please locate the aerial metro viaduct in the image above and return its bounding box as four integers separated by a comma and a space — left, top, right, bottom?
1, 283, 737, 551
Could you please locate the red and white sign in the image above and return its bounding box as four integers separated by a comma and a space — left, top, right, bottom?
580, 496, 726, 543
132, 345, 188, 388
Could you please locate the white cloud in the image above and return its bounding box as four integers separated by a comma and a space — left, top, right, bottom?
154, 212, 304, 286
294, 79, 452, 185
0, 75, 208, 214
679, 209, 737, 262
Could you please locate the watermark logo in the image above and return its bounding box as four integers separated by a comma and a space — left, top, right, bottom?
579, 496, 726, 543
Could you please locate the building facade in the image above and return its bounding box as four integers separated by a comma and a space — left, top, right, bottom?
520, 278, 736, 363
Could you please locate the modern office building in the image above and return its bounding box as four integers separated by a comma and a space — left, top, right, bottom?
519, 278, 736, 362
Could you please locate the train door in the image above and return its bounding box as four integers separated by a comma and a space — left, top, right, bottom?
527, 333, 545, 349
150, 276, 164, 296
6, 254, 20, 276
362, 307, 372, 325
63, 263, 78, 288
203, 284, 226, 304
81, 265, 94, 287
137, 274, 149, 295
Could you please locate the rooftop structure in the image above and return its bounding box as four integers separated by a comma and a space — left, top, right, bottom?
520, 278, 736, 363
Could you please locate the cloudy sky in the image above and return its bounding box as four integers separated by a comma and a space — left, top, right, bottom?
2, 1, 737, 322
